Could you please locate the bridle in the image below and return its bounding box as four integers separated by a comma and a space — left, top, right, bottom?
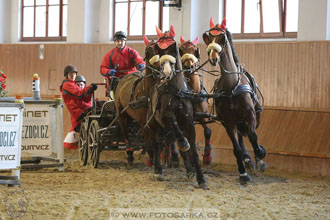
205, 27, 242, 75
180, 41, 200, 76
144, 42, 165, 80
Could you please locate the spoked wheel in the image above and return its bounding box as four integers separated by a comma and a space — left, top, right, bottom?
78, 121, 88, 166
87, 120, 101, 168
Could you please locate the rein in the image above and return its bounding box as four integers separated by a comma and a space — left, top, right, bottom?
145, 64, 164, 79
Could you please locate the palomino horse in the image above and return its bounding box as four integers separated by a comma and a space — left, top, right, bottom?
114, 36, 165, 165
203, 17, 267, 183
146, 26, 208, 189
179, 36, 213, 165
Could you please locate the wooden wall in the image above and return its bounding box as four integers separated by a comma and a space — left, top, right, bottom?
1, 41, 330, 110
1, 41, 329, 175
195, 107, 330, 176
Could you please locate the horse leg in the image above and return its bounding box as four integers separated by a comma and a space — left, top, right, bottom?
141, 129, 155, 167
179, 150, 194, 179
225, 126, 252, 183
169, 143, 180, 168
238, 133, 255, 172
202, 123, 212, 165
153, 141, 164, 181
247, 127, 267, 172
163, 112, 190, 152
117, 109, 134, 166
184, 121, 208, 189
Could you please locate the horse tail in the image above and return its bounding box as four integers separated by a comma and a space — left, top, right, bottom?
237, 122, 248, 136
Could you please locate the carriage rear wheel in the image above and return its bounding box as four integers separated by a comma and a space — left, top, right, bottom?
87, 120, 101, 168
78, 122, 88, 166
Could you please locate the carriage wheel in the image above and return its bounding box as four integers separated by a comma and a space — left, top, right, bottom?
78, 122, 88, 166
87, 120, 101, 168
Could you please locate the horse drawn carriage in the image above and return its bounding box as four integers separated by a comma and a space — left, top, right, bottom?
77, 81, 145, 168
77, 20, 267, 188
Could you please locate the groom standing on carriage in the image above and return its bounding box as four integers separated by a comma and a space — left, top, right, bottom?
100, 31, 146, 96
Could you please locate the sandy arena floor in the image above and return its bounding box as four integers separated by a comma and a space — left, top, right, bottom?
0, 150, 329, 220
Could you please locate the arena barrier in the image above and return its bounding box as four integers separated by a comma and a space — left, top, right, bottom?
0, 96, 64, 171
0, 101, 24, 186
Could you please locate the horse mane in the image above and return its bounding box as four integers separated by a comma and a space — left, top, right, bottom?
225, 29, 239, 66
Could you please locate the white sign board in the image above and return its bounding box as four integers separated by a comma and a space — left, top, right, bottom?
0, 107, 22, 170
21, 104, 53, 157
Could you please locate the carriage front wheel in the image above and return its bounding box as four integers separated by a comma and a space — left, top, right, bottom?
87, 120, 101, 168
78, 121, 88, 166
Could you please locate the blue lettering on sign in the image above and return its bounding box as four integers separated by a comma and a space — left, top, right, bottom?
0, 131, 16, 147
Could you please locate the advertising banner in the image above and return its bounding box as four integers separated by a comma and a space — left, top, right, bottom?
0, 107, 22, 169
21, 104, 53, 157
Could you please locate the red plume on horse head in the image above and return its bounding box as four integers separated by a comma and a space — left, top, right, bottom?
143, 35, 151, 46
180, 35, 199, 46
156, 25, 175, 38
209, 17, 226, 35
210, 17, 226, 30
180, 36, 185, 44
192, 36, 199, 45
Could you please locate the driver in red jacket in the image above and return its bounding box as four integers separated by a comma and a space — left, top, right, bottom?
100, 31, 145, 78
60, 65, 97, 149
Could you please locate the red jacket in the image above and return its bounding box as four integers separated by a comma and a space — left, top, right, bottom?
100, 46, 145, 77
60, 79, 93, 130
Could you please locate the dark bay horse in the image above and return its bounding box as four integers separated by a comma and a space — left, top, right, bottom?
203, 17, 267, 183
115, 35, 180, 167
146, 26, 208, 189
114, 36, 163, 165
179, 36, 213, 165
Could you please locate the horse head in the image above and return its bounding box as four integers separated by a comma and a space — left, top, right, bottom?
179, 36, 200, 69
154, 25, 180, 81
144, 35, 160, 69
203, 17, 227, 66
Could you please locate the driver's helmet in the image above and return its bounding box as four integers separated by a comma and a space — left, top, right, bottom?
114, 31, 127, 41
75, 75, 86, 83
64, 64, 78, 77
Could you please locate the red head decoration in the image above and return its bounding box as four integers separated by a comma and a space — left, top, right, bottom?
156, 25, 175, 39
143, 35, 151, 46
210, 17, 226, 35
155, 25, 176, 49
180, 35, 199, 46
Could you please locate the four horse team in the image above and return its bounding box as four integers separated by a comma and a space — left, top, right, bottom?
103, 18, 267, 189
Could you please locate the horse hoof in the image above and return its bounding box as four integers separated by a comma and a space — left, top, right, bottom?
155, 174, 165, 181
256, 145, 267, 159
239, 173, 252, 184
203, 155, 212, 165
198, 182, 209, 190
177, 137, 190, 152
244, 158, 256, 172
187, 171, 195, 180
256, 160, 267, 172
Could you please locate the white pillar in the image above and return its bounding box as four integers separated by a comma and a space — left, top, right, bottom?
327, 0, 330, 40
297, 0, 328, 41
169, 0, 191, 42
170, 0, 222, 42
0, 0, 12, 43
67, 0, 86, 43
190, 0, 222, 41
